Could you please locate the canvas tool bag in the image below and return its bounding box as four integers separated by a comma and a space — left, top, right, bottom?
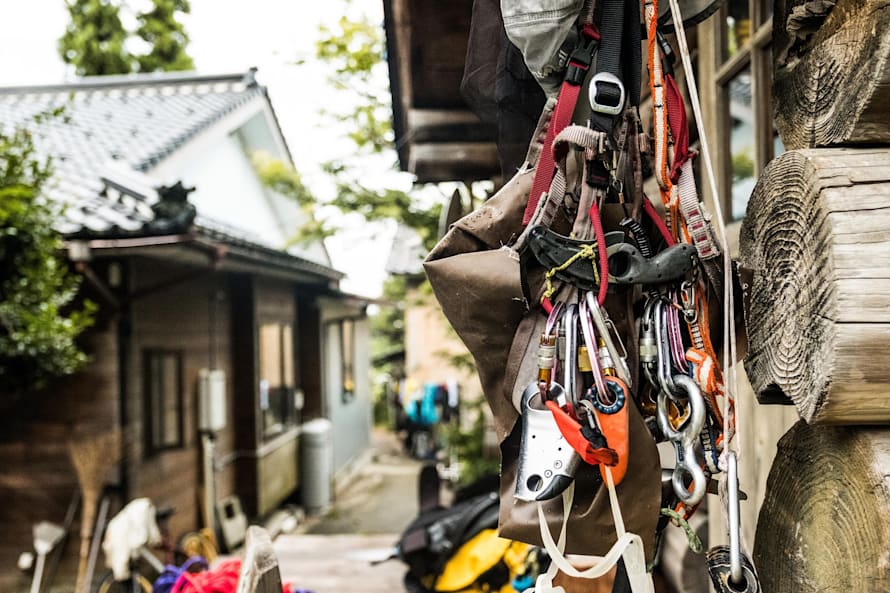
424, 102, 661, 559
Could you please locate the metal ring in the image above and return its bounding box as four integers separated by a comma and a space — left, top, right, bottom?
590, 380, 626, 414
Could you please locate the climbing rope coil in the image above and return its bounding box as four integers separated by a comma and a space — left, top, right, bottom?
503, 0, 759, 590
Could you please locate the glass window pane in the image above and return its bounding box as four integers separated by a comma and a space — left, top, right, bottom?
729, 68, 756, 220
282, 324, 294, 387
162, 354, 178, 446
259, 323, 282, 387
725, 0, 752, 60
342, 320, 355, 397
145, 350, 183, 453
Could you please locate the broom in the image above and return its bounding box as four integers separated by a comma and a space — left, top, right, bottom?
68, 429, 121, 593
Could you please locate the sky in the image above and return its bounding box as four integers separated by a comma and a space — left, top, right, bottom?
0, 0, 405, 297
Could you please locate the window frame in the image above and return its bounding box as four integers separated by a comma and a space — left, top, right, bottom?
704, 1, 776, 222
340, 318, 356, 404
257, 320, 299, 439
143, 348, 185, 457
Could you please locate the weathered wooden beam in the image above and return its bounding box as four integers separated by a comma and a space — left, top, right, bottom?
754, 420, 890, 592
407, 109, 496, 144
774, 0, 890, 148
409, 142, 499, 183
739, 147, 890, 423
236, 526, 283, 593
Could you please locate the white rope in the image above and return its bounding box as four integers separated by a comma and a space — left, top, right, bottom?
534, 471, 654, 592
665, 0, 740, 463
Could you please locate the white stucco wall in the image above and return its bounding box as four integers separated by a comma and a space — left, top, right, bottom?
148, 103, 331, 266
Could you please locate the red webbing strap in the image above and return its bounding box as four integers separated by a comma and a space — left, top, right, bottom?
665, 74, 691, 183
545, 400, 618, 467
523, 81, 585, 224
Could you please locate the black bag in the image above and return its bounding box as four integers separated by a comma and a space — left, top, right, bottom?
398, 491, 500, 587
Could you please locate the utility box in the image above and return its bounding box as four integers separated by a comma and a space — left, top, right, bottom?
300, 419, 333, 515
199, 369, 227, 432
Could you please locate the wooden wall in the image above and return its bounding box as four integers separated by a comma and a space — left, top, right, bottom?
0, 311, 119, 592
125, 257, 232, 538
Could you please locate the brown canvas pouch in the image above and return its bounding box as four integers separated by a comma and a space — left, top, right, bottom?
425, 105, 660, 561
424, 98, 556, 440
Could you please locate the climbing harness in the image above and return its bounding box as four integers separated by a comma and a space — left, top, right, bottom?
500, 0, 763, 589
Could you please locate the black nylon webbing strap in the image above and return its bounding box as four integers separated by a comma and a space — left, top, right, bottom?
589, 0, 643, 134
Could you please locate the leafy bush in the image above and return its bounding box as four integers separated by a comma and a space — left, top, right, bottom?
0, 127, 95, 395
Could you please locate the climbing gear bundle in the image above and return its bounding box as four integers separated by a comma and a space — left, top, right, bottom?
426, 0, 760, 589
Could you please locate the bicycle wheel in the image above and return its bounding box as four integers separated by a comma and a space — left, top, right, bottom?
95, 571, 152, 593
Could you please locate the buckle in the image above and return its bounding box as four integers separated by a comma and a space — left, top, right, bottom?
589, 72, 626, 115
564, 39, 597, 86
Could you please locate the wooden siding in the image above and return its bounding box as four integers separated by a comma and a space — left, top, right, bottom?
125, 257, 233, 538
0, 316, 119, 592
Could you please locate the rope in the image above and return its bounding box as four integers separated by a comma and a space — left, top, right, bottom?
665, 0, 740, 467
660, 508, 703, 554
541, 243, 599, 304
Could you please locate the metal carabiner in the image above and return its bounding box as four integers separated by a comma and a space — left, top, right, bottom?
653, 300, 678, 397
657, 374, 707, 506
563, 304, 580, 412
583, 292, 632, 386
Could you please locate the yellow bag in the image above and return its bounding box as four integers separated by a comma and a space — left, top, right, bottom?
431, 529, 531, 593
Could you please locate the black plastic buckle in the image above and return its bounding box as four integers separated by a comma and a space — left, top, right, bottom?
564, 38, 598, 86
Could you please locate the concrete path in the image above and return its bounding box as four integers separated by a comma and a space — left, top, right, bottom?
275, 429, 429, 593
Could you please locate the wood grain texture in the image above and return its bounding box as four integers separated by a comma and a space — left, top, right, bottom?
739, 147, 890, 423
773, 0, 890, 148
236, 526, 283, 593
754, 420, 890, 592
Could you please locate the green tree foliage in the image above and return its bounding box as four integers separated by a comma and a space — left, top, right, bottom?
58, 0, 194, 76
135, 0, 195, 73
251, 151, 332, 244
0, 126, 96, 396
59, 0, 131, 76
316, 14, 392, 152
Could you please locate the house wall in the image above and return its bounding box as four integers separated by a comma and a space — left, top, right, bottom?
251, 277, 301, 516
151, 110, 331, 268
321, 301, 372, 477
173, 132, 290, 248
124, 257, 233, 538
404, 288, 483, 406
0, 305, 120, 592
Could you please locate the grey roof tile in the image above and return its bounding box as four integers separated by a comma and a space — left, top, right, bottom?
0, 71, 263, 238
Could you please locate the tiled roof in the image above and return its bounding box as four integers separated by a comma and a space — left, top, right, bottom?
0, 70, 264, 238
0, 69, 338, 279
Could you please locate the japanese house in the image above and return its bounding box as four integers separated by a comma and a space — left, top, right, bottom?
0, 69, 372, 590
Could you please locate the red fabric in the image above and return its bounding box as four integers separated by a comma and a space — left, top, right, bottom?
172, 559, 292, 593
545, 400, 618, 467
665, 74, 691, 183
523, 80, 585, 224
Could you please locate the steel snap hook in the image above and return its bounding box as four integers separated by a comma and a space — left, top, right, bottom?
657, 374, 707, 506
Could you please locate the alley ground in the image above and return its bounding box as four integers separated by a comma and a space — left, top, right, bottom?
274, 429, 426, 593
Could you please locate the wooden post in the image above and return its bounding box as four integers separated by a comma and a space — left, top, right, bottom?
774, 0, 890, 148
754, 421, 890, 592
739, 147, 890, 423
236, 526, 283, 593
